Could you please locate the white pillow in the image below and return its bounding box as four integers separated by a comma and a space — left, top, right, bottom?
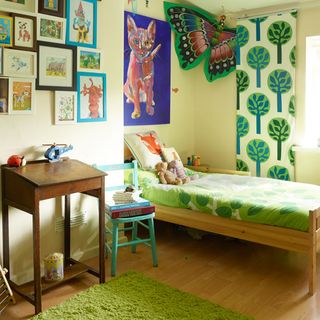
124, 131, 163, 170
161, 147, 182, 163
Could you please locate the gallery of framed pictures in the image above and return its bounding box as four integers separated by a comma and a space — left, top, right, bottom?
77, 72, 106, 122
36, 41, 76, 91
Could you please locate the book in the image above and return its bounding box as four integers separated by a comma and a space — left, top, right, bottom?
107, 205, 155, 219
105, 197, 150, 211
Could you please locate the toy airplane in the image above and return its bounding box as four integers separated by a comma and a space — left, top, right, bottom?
43, 143, 73, 162
0, 264, 15, 314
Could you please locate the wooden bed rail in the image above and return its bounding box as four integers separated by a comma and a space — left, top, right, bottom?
155, 204, 320, 295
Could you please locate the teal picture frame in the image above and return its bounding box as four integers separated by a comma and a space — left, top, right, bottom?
66, 0, 97, 48
77, 72, 106, 122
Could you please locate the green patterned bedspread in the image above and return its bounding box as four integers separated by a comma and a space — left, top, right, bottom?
137, 171, 320, 232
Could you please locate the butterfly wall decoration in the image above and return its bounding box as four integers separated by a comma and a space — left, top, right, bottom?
164, 2, 237, 82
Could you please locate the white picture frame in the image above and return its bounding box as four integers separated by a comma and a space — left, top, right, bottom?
8, 77, 35, 115
55, 91, 77, 125
3, 48, 37, 78
0, 0, 37, 15
37, 14, 66, 44
77, 47, 102, 72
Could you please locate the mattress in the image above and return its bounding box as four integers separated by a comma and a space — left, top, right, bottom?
131, 170, 320, 232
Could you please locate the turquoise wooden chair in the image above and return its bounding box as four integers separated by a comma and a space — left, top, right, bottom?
95, 160, 158, 276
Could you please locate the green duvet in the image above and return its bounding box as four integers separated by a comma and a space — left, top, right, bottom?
135, 171, 320, 232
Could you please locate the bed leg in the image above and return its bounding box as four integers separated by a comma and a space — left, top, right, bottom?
309, 210, 317, 295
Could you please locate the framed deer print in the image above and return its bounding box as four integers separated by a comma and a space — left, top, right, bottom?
123, 11, 171, 126
12, 14, 36, 51
77, 72, 106, 122
8, 77, 35, 115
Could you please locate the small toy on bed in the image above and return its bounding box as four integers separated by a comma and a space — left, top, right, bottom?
168, 160, 198, 183
155, 162, 182, 185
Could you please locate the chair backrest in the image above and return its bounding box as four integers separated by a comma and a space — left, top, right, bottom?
94, 160, 138, 192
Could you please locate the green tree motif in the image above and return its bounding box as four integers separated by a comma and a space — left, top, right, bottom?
236, 159, 249, 172
289, 95, 295, 116
236, 25, 249, 65
291, 11, 297, 18
236, 70, 250, 110
289, 46, 296, 67
268, 165, 290, 181
268, 118, 291, 161
268, 21, 292, 64
236, 115, 249, 155
246, 139, 270, 177
249, 17, 267, 41
268, 69, 292, 112
288, 145, 295, 166
247, 46, 270, 88
247, 93, 270, 134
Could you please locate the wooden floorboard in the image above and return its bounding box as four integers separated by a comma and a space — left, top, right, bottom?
2, 222, 320, 320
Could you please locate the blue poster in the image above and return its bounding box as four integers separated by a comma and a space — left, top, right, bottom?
124, 11, 171, 126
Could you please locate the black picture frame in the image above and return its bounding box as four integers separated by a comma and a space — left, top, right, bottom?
12, 13, 37, 52
38, 0, 65, 18
36, 41, 77, 91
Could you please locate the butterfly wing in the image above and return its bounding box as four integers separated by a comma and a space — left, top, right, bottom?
205, 28, 237, 82
164, 2, 218, 70
164, 2, 237, 82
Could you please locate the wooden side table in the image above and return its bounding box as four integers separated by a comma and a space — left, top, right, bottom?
1, 159, 106, 314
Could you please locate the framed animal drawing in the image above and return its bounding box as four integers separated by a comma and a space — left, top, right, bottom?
123, 11, 171, 126
12, 14, 36, 51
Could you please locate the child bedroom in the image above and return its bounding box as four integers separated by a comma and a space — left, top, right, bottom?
1, 0, 320, 319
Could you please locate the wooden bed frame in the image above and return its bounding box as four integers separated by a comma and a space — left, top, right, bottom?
124, 146, 320, 294
153, 165, 320, 295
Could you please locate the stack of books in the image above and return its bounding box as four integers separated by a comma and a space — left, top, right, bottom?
106, 195, 154, 219
112, 191, 139, 204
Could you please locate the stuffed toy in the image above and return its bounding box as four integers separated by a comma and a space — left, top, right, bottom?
168, 160, 190, 184
155, 162, 182, 185
168, 160, 199, 183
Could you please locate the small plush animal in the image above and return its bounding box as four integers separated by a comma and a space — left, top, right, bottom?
168, 160, 190, 184
155, 162, 182, 185
124, 15, 161, 119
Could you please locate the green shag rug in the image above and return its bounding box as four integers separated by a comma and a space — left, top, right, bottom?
33, 272, 253, 320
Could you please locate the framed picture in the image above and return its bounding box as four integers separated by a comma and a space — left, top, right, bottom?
66, 0, 97, 48
38, 0, 65, 17
37, 14, 66, 44
77, 72, 106, 122
0, 0, 37, 15
0, 16, 13, 47
0, 47, 3, 75
55, 91, 77, 124
0, 77, 9, 114
12, 14, 36, 51
77, 47, 102, 72
3, 48, 37, 78
8, 77, 35, 115
36, 41, 76, 91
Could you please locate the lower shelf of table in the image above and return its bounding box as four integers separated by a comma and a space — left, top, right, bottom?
9, 260, 99, 304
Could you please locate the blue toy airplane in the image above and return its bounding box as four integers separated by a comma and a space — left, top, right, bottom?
43, 143, 73, 162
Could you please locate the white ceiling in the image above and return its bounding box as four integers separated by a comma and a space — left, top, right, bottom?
184, 0, 320, 15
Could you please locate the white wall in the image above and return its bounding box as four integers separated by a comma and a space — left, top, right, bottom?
0, 0, 125, 283
194, 7, 320, 184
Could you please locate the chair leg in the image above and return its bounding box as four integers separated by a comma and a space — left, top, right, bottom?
148, 218, 158, 267
111, 222, 119, 277
131, 221, 138, 253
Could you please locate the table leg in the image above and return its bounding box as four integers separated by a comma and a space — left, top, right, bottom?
33, 199, 42, 314
64, 195, 71, 267
99, 180, 105, 283
2, 202, 9, 279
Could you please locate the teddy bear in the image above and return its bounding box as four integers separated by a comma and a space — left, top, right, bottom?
168, 160, 199, 183
155, 162, 182, 185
